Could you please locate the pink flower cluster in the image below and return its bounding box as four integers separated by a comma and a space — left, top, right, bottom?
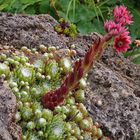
104, 5, 133, 53
113, 5, 133, 26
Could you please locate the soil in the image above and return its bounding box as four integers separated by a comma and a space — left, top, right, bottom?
0, 13, 140, 140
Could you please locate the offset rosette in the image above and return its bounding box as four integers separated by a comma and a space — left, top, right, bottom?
45, 60, 60, 80
15, 67, 35, 84
0, 63, 10, 78
47, 115, 66, 140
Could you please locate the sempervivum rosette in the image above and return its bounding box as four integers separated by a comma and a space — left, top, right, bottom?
47, 115, 66, 140
0, 63, 10, 78
15, 67, 35, 84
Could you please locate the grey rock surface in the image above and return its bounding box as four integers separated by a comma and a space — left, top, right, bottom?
86, 61, 140, 140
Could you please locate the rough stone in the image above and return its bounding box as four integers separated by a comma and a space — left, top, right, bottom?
86, 61, 140, 140
0, 79, 22, 140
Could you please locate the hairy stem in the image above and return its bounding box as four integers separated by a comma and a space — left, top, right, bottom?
41, 34, 107, 110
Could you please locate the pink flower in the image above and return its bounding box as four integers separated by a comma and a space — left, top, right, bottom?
104, 20, 129, 34
104, 21, 129, 36
118, 26, 129, 35
114, 33, 131, 52
104, 20, 117, 33
113, 5, 133, 26
103, 5, 132, 53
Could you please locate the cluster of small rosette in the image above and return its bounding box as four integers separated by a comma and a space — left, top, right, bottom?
104, 5, 133, 52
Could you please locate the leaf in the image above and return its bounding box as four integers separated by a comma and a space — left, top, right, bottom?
55, 0, 70, 11
77, 21, 95, 35
66, 9, 80, 23
106, 0, 117, 6
0, 0, 10, 11
39, 0, 50, 14
20, 0, 41, 4
24, 5, 35, 14
57, 11, 66, 19
92, 19, 104, 34
76, 5, 95, 22
121, 0, 135, 8
7, 0, 23, 13
132, 55, 140, 64
21, 0, 40, 12
124, 48, 140, 57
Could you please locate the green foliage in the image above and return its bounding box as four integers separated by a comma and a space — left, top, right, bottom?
124, 45, 140, 65
55, 18, 78, 37
55, 0, 111, 34
0, 0, 50, 14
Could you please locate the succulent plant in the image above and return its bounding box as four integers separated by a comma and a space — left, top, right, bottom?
82, 132, 92, 140
77, 103, 88, 117
33, 59, 44, 71
54, 18, 77, 38
47, 115, 66, 140
0, 46, 109, 140
15, 67, 35, 83
21, 107, 33, 121
0, 63, 10, 78
45, 60, 60, 78
59, 58, 72, 73
75, 89, 85, 103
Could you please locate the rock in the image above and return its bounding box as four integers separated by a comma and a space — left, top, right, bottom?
86, 62, 140, 140
0, 13, 140, 140
0, 79, 22, 140
0, 13, 68, 48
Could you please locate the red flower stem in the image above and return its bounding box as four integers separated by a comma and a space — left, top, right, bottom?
41, 35, 108, 110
